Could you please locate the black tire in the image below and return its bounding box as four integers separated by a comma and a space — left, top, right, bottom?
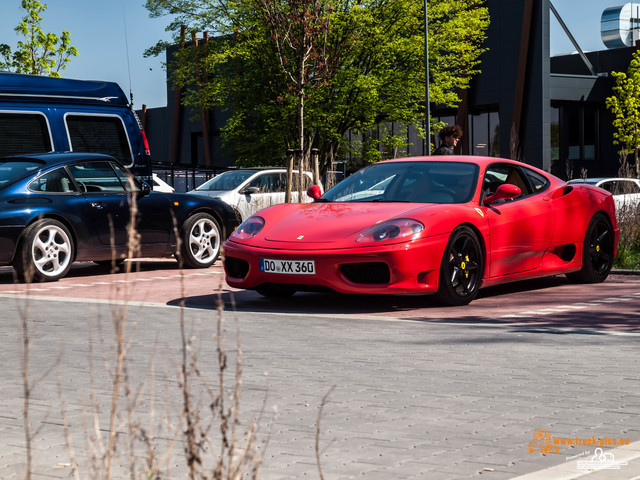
255, 285, 297, 297
14, 219, 74, 282
179, 213, 221, 268
436, 226, 484, 306
566, 213, 614, 284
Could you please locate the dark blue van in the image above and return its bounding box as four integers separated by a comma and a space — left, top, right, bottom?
0, 72, 152, 178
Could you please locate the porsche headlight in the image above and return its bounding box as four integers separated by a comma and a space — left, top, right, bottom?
356, 219, 424, 243
232, 216, 265, 239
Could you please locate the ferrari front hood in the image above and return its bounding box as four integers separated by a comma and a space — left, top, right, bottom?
260, 202, 428, 245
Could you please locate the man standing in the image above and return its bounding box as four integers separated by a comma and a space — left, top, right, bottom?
433, 125, 463, 155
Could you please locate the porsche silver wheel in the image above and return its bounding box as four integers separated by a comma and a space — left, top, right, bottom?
180, 213, 221, 268
15, 219, 74, 282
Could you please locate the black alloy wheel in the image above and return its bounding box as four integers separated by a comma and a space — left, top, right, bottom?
566, 213, 614, 283
436, 226, 484, 306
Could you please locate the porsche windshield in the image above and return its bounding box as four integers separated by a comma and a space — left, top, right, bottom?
0, 161, 43, 188
322, 161, 479, 204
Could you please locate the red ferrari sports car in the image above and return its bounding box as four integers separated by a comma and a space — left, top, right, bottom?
223, 156, 619, 305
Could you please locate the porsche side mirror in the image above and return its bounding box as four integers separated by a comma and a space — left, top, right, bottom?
483, 184, 521, 205
138, 180, 151, 197
307, 184, 323, 200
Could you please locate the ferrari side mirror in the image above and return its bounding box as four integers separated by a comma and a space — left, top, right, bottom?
483, 183, 521, 205
307, 184, 323, 200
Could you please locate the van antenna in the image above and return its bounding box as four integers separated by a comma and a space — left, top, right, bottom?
122, 4, 134, 106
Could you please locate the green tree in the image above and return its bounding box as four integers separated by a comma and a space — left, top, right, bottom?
0, 0, 78, 77
145, 0, 489, 173
606, 50, 640, 177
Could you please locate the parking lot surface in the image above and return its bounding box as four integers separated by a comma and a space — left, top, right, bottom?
0, 264, 639, 479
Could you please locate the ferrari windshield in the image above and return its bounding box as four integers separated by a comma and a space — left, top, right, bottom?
196, 170, 255, 191
322, 161, 479, 203
0, 161, 43, 188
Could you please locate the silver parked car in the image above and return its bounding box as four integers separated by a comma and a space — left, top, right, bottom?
187, 168, 321, 221
568, 177, 640, 216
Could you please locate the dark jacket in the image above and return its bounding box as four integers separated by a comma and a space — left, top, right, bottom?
433, 145, 454, 155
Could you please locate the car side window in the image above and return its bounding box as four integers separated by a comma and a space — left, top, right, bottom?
483, 164, 531, 201
66, 115, 133, 166
601, 180, 640, 195
111, 162, 140, 192
28, 167, 77, 193
248, 173, 283, 193
68, 161, 127, 193
292, 172, 313, 190
521, 166, 550, 194
0, 112, 53, 156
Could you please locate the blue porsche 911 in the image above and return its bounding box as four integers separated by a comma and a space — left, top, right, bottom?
0, 152, 240, 282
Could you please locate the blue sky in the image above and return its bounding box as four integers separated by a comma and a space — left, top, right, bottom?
0, 0, 173, 109
0, 1, 627, 109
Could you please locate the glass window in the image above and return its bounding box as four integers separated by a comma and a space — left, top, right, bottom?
292, 172, 313, 191
483, 164, 531, 199
66, 115, 132, 165
68, 161, 126, 192
248, 172, 284, 193
550, 106, 560, 163
566, 104, 581, 160
0, 161, 43, 187
28, 167, 77, 193
489, 112, 500, 157
323, 161, 479, 204
0, 112, 52, 156
522, 167, 550, 193
196, 170, 255, 191
600, 180, 640, 195
471, 113, 489, 156
111, 162, 139, 192
583, 104, 597, 161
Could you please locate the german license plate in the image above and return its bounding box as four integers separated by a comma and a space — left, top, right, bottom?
260, 258, 316, 275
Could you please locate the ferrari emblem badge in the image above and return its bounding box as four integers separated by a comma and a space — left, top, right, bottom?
297, 235, 304, 240
475, 208, 484, 217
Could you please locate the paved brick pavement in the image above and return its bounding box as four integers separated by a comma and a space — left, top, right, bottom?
0, 290, 639, 479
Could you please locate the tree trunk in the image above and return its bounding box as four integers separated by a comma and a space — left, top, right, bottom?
297, 58, 305, 202
285, 149, 294, 203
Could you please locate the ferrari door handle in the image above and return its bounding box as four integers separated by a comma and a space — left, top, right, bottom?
90, 201, 106, 210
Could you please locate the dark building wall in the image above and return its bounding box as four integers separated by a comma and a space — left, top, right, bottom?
141, 44, 234, 171
140, 106, 169, 164
462, 0, 550, 169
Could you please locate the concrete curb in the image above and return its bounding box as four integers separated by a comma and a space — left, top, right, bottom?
611, 269, 640, 275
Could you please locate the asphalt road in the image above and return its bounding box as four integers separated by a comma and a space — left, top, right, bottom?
0, 262, 639, 479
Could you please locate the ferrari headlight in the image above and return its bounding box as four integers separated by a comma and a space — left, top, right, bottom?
356, 219, 424, 243
232, 216, 265, 240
